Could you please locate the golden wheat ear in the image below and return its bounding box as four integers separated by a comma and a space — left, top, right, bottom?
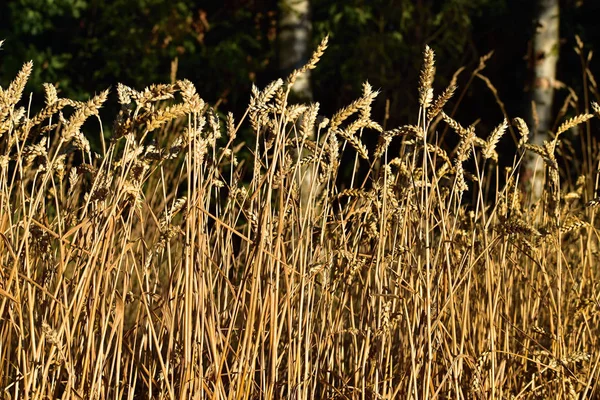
287, 35, 329, 88
419, 45, 435, 109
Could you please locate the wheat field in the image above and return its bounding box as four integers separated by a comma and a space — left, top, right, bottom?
0, 37, 599, 399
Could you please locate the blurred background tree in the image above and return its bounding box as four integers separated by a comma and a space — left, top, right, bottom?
311, 0, 508, 123
0, 0, 599, 159
279, 0, 312, 102
0, 0, 278, 114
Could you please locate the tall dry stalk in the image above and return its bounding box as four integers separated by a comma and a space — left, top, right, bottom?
0, 38, 599, 400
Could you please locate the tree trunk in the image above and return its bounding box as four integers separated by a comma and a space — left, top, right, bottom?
278, 0, 312, 101
528, 0, 560, 198
279, 0, 320, 216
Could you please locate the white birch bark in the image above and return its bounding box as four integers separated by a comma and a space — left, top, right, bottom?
279, 0, 312, 101
279, 0, 319, 214
529, 0, 560, 199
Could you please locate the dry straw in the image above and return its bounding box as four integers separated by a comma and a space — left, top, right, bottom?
0, 37, 599, 400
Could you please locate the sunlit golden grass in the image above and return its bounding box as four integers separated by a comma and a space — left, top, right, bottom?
1, 37, 599, 399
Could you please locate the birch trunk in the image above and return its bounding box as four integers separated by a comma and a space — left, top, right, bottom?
279, 0, 312, 101
279, 0, 319, 214
529, 0, 560, 198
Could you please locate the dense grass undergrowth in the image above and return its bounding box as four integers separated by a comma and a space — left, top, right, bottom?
1, 37, 600, 399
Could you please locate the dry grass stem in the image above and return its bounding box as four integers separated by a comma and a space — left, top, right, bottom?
0, 37, 599, 400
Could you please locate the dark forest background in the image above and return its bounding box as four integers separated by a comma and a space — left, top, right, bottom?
1, 0, 599, 149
